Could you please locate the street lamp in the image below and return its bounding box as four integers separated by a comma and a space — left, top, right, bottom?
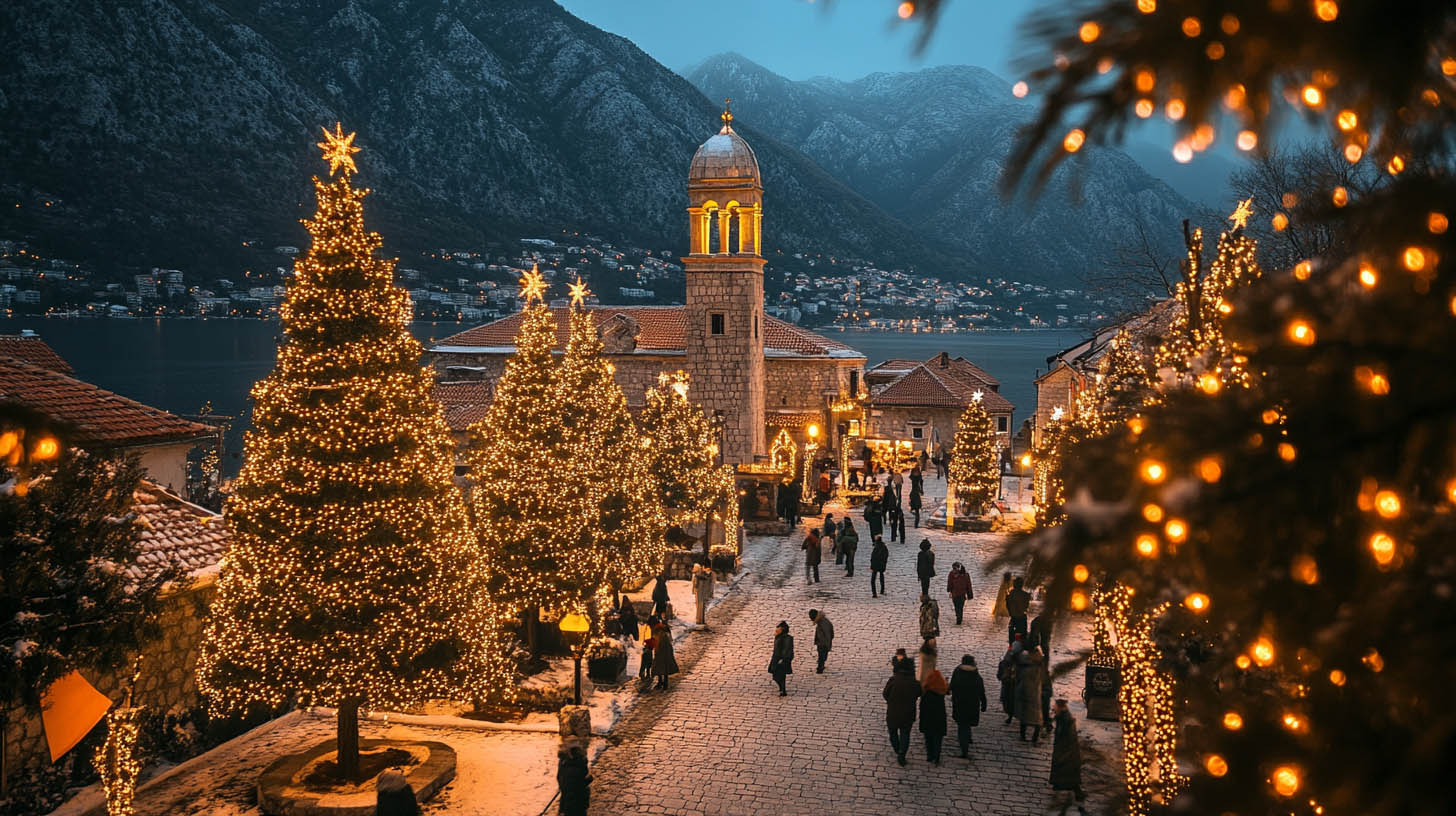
558, 612, 591, 705
1017, 453, 1032, 509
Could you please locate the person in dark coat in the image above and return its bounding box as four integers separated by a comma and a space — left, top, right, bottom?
949, 654, 989, 757
891, 647, 913, 675
809, 609, 834, 673
838, 520, 859, 577
616, 596, 638, 646
639, 616, 657, 681
908, 483, 923, 527
888, 492, 906, 543
883, 659, 923, 766
375, 768, 420, 816
919, 669, 949, 765
1005, 575, 1032, 644
1015, 647, 1045, 743
801, 528, 822, 584
916, 539, 936, 596
651, 573, 670, 617
946, 562, 973, 624
1029, 613, 1053, 657
1040, 649, 1055, 726
869, 535, 889, 597
1050, 699, 1088, 815
864, 496, 884, 541
997, 642, 1022, 722
555, 745, 592, 816
651, 619, 678, 690
768, 620, 794, 696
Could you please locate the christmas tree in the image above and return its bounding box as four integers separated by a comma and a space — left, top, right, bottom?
966, 0, 1456, 811
639, 370, 720, 518
554, 281, 666, 604
199, 126, 510, 779
948, 392, 999, 515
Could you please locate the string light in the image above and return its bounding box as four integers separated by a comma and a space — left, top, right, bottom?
1222, 711, 1244, 730
1237, 130, 1258, 150
1430, 212, 1449, 234
1252, 637, 1276, 666
1403, 246, 1427, 271
1205, 754, 1229, 777
1368, 532, 1395, 565
1064, 129, 1086, 152
1198, 456, 1223, 482
96, 703, 143, 816
1359, 263, 1378, 287
1073, 564, 1090, 582
1292, 554, 1320, 585
1181, 16, 1202, 37
1136, 534, 1159, 556
1137, 0, 1156, 13
1301, 85, 1323, 106
1272, 765, 1302, 796
1184, 592, 1209, 612
949, 394, 1001, 513
1374, 489, 1401, 518
1336, 109, 1358, 131
1287, 320, 1316, 345
1314, 0, 1338, 21
1164, 518, 1188, 542
1141, 460, 1166, 483
1079, 21, 1101, 42
1142, 503, 1164, 522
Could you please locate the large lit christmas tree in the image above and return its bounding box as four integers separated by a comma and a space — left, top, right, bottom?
948, 392, 1000, 515
555, 281, 666, 605
638, 371, 736, 554
199, 126, 511, 779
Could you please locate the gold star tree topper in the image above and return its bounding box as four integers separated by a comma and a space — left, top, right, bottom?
518, 264, 548, 304
1228, 197, 1254, 230
317, 123, 361, 176
568, 276, 591, 307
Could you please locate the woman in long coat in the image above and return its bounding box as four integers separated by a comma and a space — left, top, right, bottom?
651, 620, 678, 690
1015, 647, 1045, 742
997, 642, 1022, 722
949, 654, 988, 757
767, 620, 794, 696
919, 669, 949, 765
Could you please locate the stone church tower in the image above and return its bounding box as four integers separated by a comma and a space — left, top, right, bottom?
683, 103, 766, 464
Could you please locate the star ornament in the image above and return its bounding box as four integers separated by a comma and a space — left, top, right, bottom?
1051, 406, 1066, 422
972, 390, 984, 403
518, 264, 548, 304
317, 123, 361, 176
568, 276, 591, 307
1229, 197, 1254, 230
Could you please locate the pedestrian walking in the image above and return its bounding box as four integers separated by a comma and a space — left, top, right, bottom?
864, 496, 884, 541
825, 513, 842, 564
816, 470, 831, 503
918, 592, 941, 641
949, 654, 989, 757
1040, 649, 1055, 726
919, 669, 949, 765
651, 619, 678, 690
692, 561, 714, 627
809, 608, 834, 673
916, 539, 936, 596
786, 479, 801, 526
889, 496, 906, 543
639, 618, 657, 682
997, 641, 1021, 722
910, 464, 924, 494
768, 620, 794, 696
1005, 575, 1032, 644
883, 658, 923, 766
651, 572, 670, 618
1029, 612, 1053, 656
616, 596, 638, 646
838, 519, 859, 577
375, 768, 420, 816
891, 647, 913, 675
946, 562, 973, 624
1015, 646, 1045, 742
1050, 699, 1089, 815
909, 482, 922, 527
917, 637, 938, 686
555, 745, 591, 816
801, 528, 823, 584
869, 535, 889, 598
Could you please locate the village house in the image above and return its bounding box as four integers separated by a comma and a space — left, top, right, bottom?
865, 352, 1015, 456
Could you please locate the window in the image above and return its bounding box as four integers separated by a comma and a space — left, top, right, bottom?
710, 313, 725, 335
754, 314, 759, 339
911, 427, 924, 440
849, 369, 860, 395
997, 416, 1009, 433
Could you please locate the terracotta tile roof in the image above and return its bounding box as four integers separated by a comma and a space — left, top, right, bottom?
923, 352, 1000, 388
0, 358, 217, 448
432, 307, 863, 359
127, 481, 229, 581
868, 359, 924, 374
435, 381, 494, 432
871, 364, 1015, 413
0, 335, 73, 374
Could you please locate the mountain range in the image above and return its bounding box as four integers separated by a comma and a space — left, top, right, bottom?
0, 0, 1206, 288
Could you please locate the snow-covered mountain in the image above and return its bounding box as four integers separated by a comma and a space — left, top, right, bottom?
687, 53, 1209, 285
0, 0, 946, 276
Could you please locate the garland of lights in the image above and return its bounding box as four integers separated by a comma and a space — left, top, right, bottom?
96, 702, 143, 816
200, 126, 515, 723
769, 429, 796, 480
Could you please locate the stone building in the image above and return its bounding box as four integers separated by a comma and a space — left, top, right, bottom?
865, 352, 1015, 454
428, 108, 867, 463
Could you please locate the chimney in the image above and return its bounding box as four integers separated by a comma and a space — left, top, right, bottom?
937, 351, 950, 368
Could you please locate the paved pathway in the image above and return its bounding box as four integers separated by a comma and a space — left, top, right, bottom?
587, 477, 1119, 815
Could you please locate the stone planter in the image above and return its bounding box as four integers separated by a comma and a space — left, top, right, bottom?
257, 738, 456, 816
587, 655, 627, 684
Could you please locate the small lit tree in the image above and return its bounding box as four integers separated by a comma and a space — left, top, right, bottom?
949, 392, 999, 515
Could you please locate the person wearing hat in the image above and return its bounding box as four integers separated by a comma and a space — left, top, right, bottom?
375, 768, 420, 816
916, 539, 936, 596
768, 620, 794, 696
949, 654, 989, 758
883, 654, 923, 766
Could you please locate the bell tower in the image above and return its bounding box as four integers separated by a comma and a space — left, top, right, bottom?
683, 101, 766, 465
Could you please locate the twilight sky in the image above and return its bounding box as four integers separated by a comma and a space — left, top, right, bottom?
557, 0, 1026, 82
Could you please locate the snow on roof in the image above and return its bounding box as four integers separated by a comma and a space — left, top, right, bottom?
127, 481, 229, 582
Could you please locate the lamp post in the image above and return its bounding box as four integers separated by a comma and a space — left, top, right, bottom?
1018, 452, 1032, 510
558, 612, 590, 706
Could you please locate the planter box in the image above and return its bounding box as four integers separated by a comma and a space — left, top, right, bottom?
587, 655, 626, 684
1083, 663, 1121, 721
710, 552, 740, 575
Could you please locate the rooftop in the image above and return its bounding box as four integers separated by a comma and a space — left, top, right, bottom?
0, 358, 217, 448
871, 363, 1015, 413
435, 380, 494, 432
128, 481, 229, 581
689, 121, 761, 185
431, 307, 864, 360
0, 333, 73, 374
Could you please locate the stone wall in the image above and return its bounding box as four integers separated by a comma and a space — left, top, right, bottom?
763, 358, 857, 412
2, 581, 214, 784
683, 260, 765, 465
868, 406, 1014, 453
1033, 365, 1083, 446
427, 350, 687, 409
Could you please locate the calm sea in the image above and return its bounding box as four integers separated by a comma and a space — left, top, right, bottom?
1, 318, 1082, 474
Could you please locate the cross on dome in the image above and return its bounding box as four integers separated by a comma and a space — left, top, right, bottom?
721, 98, 733, 130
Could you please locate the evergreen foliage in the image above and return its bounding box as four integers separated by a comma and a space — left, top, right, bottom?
949, 395, 999, 514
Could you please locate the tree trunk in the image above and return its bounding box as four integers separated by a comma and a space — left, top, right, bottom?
336, 699, 361, 781
525, 607, 541, 659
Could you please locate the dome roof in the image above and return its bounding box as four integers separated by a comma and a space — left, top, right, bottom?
688, 124, 760, 185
